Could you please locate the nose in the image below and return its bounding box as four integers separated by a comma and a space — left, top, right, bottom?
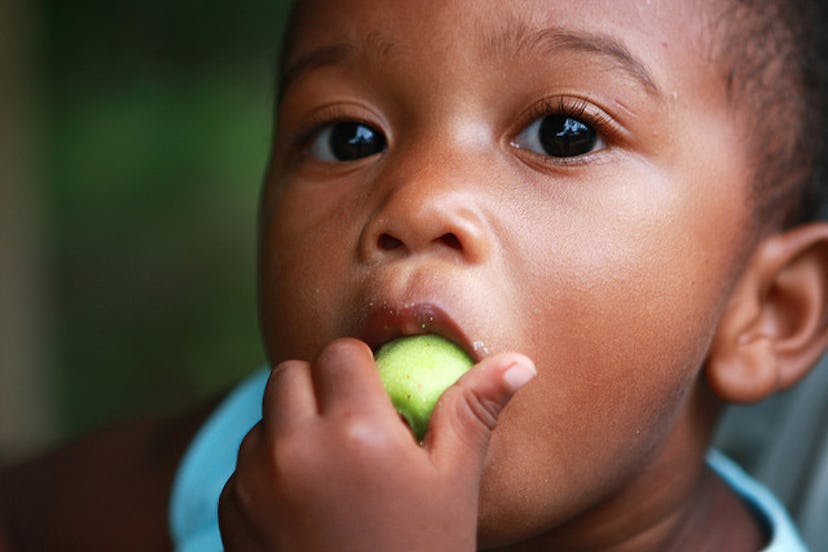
357, 160, 493, 266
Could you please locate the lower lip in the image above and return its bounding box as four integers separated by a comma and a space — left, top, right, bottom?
357, 302, 484, 360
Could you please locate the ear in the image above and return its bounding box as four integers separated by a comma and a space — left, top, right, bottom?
706, 223, 828, 403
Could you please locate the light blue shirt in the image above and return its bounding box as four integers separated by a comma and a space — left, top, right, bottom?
707, 449, 808, 551
169, 368, 270, 552
169, 368, 807, 551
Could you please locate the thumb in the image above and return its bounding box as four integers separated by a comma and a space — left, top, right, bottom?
425, 352, 535, 472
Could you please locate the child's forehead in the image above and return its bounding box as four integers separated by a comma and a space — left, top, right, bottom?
285, 0, 724, 110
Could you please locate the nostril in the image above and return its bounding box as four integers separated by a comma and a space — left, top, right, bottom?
378, 233, 404, 250
374, 232, 463, 254
439, 233, 462, 250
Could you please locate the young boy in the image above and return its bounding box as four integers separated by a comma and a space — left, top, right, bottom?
2, 0, 827, 550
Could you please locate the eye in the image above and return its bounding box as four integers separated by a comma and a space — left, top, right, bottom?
308, 121, 387, 162
514, 114, 604, 158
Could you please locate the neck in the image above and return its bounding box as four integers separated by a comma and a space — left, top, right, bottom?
488, 386, 765, 551
489, 461, 765, 552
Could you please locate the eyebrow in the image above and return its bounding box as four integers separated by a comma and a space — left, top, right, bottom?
279, 43, 354, 99
278, 31, 397, 101
278, 24, 663, 101
484, 23, 663, 98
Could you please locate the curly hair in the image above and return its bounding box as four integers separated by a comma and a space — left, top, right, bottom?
710, 0, 828, 227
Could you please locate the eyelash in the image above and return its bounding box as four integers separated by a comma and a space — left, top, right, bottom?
511, 96, 617, 164
287, 96, 620, 166
292, 105, 384, 156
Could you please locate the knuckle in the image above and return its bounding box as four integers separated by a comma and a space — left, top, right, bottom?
236, 423, 264, 467
457, 387, 502, 434
340, 416, 394, 451
231, 476, 252, 510
237, 423, 307, 483
222, 469, 257, 520
271, 432, 311, 472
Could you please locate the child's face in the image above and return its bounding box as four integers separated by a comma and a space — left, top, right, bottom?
260, 0, 754, 545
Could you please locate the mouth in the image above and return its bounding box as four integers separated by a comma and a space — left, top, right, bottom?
353, 301, 484, 362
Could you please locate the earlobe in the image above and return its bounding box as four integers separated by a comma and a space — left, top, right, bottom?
706, 223, 828, 403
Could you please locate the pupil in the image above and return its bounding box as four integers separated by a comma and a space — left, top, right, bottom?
330, 122, 386, 160
539, 115, 596, 157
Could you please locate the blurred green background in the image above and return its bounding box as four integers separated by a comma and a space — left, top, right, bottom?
1, 0, 292, 460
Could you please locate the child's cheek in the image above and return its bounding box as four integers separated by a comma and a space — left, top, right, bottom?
258, 176, 365, 362
474, 263, 724, 545
474, 165, 750, 544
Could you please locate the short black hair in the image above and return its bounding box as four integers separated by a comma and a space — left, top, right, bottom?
710, 0, 828, 228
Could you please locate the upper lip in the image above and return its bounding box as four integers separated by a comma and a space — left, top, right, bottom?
352, 301, 480, 361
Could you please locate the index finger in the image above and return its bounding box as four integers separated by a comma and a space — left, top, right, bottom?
262, 360, 317, 433
311, 338, 395, 418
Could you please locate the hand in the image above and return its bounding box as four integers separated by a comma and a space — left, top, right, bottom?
218, 338, 535, 551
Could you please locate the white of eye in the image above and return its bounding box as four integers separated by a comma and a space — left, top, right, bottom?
308, 125, 337, 162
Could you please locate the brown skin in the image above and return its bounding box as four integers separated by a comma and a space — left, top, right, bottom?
222, 0, 828, 550
5, 0, 828, 550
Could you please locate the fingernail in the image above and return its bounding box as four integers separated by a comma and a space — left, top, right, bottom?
502, 359, 536, 391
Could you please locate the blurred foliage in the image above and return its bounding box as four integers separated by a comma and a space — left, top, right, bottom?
38, 0, 292, 438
